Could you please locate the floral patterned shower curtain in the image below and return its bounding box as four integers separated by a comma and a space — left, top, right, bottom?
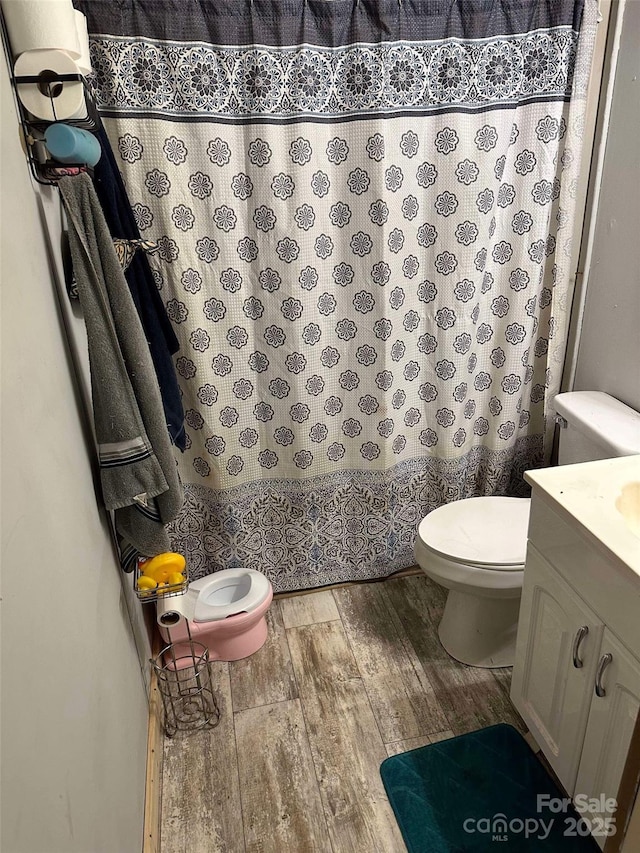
81, 0, 597, 592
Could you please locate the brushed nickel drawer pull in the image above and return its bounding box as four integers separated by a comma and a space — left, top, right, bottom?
572, 625, 589, 669
595, 653, 613, 697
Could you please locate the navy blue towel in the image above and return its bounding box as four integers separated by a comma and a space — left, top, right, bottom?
92, 122, 186, 451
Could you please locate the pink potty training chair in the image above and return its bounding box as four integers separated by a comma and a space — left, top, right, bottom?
157, 568, 273, 665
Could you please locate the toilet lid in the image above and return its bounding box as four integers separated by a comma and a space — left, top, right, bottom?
417, 497, 531, 568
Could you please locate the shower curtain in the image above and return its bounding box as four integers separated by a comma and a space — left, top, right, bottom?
81, 0, 597, 591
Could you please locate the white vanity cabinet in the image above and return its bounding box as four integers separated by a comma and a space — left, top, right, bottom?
511, 456, 640, 847
511, 544, 604, 794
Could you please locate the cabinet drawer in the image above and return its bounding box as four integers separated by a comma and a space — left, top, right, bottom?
528, 493, 640, 656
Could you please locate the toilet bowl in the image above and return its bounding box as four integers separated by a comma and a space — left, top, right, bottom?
157, 568, 273, 663
414, 496, 530, 669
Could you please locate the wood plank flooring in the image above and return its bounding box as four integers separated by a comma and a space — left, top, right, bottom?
160, 574, 525, 853
235, 699, 330, 853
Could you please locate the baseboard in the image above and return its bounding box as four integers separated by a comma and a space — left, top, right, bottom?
272, 565, 423, 599
143, 633, 163, 853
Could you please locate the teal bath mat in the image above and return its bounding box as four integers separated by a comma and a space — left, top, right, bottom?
380, 724, 601, 852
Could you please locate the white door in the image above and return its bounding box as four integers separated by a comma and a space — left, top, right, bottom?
511, 544, 603, 793
574, 628, 640, 848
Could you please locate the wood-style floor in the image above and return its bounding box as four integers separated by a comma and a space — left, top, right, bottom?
160, 574, 525, 853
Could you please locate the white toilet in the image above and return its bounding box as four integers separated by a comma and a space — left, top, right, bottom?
414, 391, 640, 669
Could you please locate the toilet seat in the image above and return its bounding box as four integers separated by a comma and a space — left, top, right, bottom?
190, 568, 271, 622
417, 496, 531, 570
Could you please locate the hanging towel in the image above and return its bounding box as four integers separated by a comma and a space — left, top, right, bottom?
112, 238, 159, 272
59, 173, 183, 557
92, 123, 186, 450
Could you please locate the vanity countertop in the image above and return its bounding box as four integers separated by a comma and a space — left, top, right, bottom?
525, 455, 640, 579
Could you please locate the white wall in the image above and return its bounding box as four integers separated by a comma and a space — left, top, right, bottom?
573, 0, 640, 411
0, 57, 149, 853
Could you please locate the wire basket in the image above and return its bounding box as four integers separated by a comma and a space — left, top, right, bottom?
134, 560, 189, 603
150, 625, 220, 738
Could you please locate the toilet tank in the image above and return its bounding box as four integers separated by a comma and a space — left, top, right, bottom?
554, 391, 640, 465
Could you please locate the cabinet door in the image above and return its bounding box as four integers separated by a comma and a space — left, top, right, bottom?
511, 544, 603, 793
574, 628, 640, 846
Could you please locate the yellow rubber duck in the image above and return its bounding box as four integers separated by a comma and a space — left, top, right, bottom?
136, 552, 186, 594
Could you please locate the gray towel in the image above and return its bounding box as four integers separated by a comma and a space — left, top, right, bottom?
59, 174, 183, 556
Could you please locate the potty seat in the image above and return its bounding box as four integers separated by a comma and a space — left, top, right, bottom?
156, 568, 274, 662
190, 569, 271, 622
